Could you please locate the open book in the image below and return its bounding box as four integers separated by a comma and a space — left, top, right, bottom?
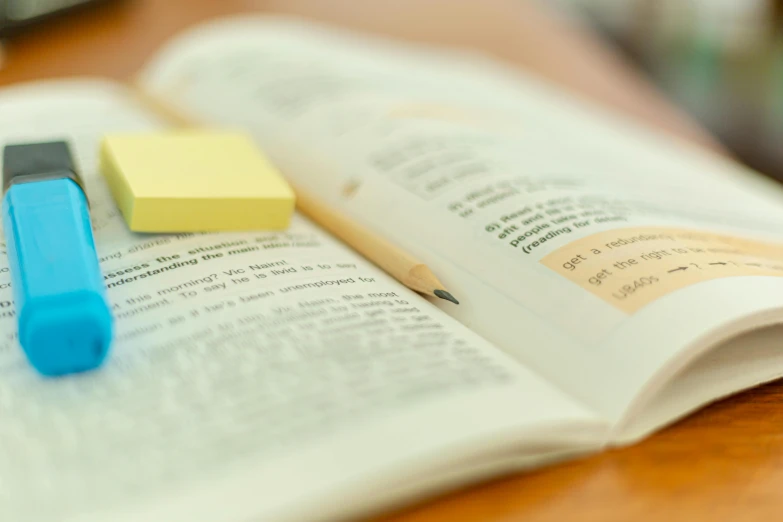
3, 14, 783, 522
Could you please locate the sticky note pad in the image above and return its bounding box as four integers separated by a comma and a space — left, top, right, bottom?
99, 131, 295, 232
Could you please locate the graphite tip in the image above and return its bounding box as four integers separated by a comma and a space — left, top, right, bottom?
433, 289, 459, 305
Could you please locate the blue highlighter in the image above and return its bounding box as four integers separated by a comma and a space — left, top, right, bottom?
2, 141, 113, 376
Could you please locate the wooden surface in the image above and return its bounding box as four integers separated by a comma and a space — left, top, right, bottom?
2, 1, 781, 521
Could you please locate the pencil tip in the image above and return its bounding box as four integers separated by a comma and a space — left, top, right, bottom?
434, 289, 459, 305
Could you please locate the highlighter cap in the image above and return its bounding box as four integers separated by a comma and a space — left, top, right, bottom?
3, 141, 86, 195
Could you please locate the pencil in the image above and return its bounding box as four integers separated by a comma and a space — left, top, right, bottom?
293, 187, 458, 303
128, 83, 459, 305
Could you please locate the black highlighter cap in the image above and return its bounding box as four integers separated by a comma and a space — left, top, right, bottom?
3, 141, 86, 195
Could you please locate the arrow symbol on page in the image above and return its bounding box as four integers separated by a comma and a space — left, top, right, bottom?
668, 267, 688, 273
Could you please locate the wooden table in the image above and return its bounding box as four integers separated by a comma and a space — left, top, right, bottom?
2, 1, 781, 521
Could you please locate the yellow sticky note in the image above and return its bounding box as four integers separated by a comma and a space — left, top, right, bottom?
100, 131, 295, 232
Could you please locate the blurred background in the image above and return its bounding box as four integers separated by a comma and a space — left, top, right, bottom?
544, 0, 783, 179
1, 0, 783, 180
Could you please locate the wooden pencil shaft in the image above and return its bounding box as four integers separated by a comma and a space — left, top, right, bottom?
293, 187, 436, 294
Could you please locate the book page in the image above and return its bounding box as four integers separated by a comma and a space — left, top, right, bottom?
0, 81, 603, 522
140, 15, 783, 436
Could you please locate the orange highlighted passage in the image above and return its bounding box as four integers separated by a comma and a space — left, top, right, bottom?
541, 227, 783, 313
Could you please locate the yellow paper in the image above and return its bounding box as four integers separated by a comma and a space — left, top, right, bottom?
100, 131, 295, 232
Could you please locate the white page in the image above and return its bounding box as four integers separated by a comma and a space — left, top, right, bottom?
0, 81, 603, 522
140, 15, 783, 436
